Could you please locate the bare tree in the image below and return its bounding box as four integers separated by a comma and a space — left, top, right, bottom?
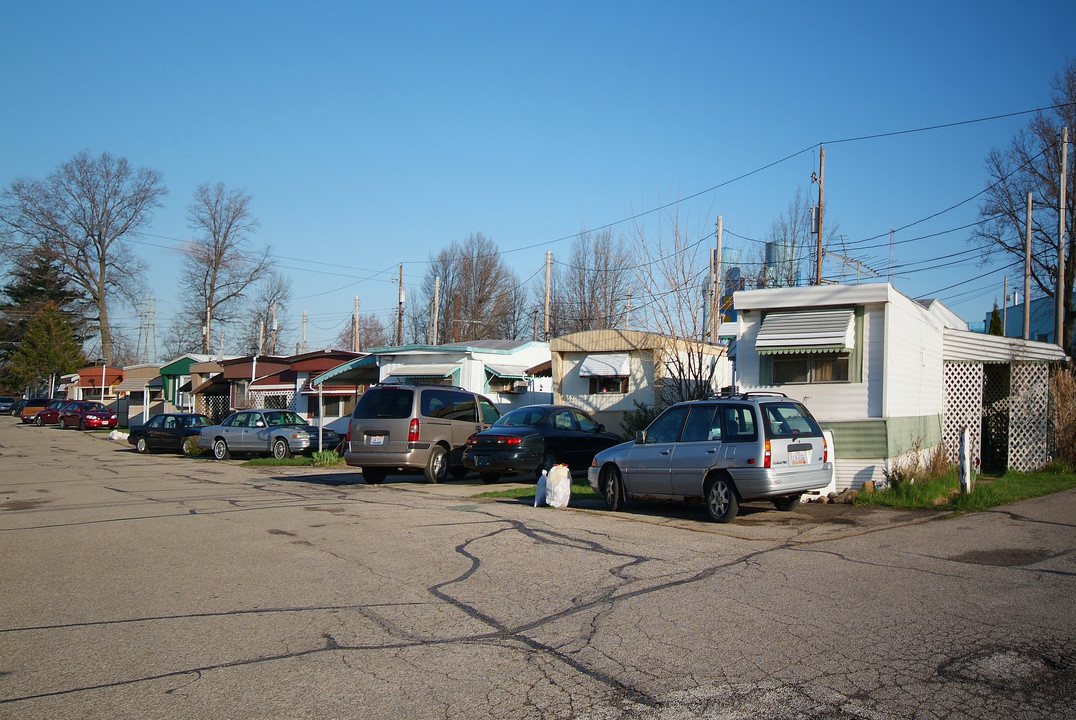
0, 151, 166, 363
628, 206, 722, 404
238, 270, 293, 354
746, 187, 839, 288
179, 183, 270, 353
545, 228, 632, 335
421, 233, 519, 343
974, 59, 1075, 354
335, 312, 390, 351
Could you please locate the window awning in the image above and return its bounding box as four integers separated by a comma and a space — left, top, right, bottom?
115, 378, 153, 393
756, 308, 855, 355
578, 353, 630, 377
386, 363, 458, 378
485, 363, 528, 379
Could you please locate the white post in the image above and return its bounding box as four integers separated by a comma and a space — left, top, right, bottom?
958, 426, 974, 494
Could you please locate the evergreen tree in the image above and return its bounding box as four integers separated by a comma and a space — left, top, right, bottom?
988, 302, 1003, 336
6, 301, 86, 393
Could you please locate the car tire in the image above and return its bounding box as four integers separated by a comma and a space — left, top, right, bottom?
535, 449, 558, 481
180, 438, 194, 456
424, 445, 448, 484
136, 437, 148, 453
773, 494, 802, 511
79, 419, 86, 431
34, 416, 43, 427
602, 465, 624, 511
59, 417, 67, 429
272, 438, 291, 459
362, 467, 387, 485
705, 475, 739, 523
479, 473, 501, 484
213, 438, 230, 460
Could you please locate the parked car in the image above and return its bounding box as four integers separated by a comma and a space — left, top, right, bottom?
197, 409, 340, 460
461, 404, 621, 482
0, 396, 15, 413
10, 398, 27, 416
32, 399, 68, 426
128, 413, 211, 455
58, 400, 117, 430
588, 391, 832, 523
344, 383, 501, 484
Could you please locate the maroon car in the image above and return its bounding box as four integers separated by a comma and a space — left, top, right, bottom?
58, 401, 117, 430
33, 400, 69, 426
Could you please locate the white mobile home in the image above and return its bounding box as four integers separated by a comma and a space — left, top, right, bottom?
733, 283, 1065, 490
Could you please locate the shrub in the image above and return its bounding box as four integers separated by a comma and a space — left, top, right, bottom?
312, 450, 344, 467
1050, 368, 1076, 466
620, 400, 660, 438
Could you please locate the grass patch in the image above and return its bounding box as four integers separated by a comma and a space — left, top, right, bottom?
858, 468, 1076, 512
242, 456, 316, 467
476, 481, 602, 502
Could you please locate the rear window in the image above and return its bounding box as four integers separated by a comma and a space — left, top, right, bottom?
761, 402, 821, 439
352, 388, 414, 419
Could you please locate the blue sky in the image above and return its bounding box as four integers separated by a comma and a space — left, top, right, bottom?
3, 1, 1073, 355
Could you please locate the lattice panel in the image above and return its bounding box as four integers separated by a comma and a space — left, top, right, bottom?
1008, 363, 1049, 471
197, 394, 231, 423
944, 362, 983, 466
981, 364, 1011, 471
246, 390, 296, 411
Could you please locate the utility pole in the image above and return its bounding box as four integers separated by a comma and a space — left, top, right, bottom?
815, 146, 825, 285
711, 216, 722, 343
1024, 192, 1032, 340
431, 276, 441, 345
270, 302, 278, 355
352, 296, 359, 352
258, 320, 264, 355
301, 310, 307, 353
1057, 127, 1069, 349
544, 250, 552, 340
396, 264, 404, 346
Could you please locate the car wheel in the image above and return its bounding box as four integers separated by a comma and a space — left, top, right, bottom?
213, 438, 230, 460
705, 475, 739, 523
535, 449, 558, 481
602, 466, 624, 511
136, 437, 148, 453
59, 417, 67, 429
362, 467, 387, 485
272, 438, 291, 459
424, 445, 448, 484
79, 419, 86, 431
479, 473, 501, 484
773, 494, 802, 511
35, 416, 43, 427
180, 437, 194, 456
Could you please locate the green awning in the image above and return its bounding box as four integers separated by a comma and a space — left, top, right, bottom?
756, 308, 855, 355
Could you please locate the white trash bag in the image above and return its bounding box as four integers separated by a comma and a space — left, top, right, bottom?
544, 464, 572, 509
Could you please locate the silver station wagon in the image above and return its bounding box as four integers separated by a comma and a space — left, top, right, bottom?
197, 409, 340, 460
588, 391, 832, 522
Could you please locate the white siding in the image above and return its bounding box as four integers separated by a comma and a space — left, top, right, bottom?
883, 295, 946, 418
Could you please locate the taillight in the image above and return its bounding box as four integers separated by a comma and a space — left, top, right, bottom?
408, 418, 420, 443
763, 439, 772, 468
500, 436, 521, 446
823, 435, 828, 463
466, 434, 479, 445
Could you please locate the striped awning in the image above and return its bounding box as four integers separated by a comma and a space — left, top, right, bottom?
485, 364, 528, 379
578, 353, 630, 377
387, 363, 458, 378
756, 308, 855, 355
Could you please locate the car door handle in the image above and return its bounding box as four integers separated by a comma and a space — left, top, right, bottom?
706, 448, 717, 454
660, 450, 671, 455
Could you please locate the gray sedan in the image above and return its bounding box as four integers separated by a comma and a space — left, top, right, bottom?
197, 409, 341, 460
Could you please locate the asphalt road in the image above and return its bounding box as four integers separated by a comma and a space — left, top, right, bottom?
1, 417, 1074, 719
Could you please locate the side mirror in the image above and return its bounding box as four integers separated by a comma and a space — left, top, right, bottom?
634, 429, 645, 443
595, 424, 605, 433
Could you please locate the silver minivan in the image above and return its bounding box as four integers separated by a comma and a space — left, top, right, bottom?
587, 392, 832, 522
344, 384, 501, 484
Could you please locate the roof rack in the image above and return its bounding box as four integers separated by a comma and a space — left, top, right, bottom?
711, 389, 789, 400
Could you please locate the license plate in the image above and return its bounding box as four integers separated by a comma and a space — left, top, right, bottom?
789, 450, 809, 466
475, 455, 489, 466
368, 434, 385, 446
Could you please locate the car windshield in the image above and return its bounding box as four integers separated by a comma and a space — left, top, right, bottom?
264, 411, 305, 427
492, 407, 548, 428
82, 402, 107, 412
